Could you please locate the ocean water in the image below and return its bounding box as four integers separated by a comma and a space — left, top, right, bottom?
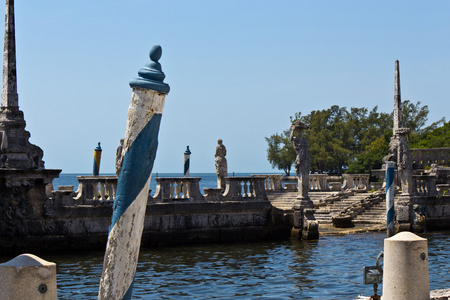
35, 231, 450, 299
38, 174, 450, 298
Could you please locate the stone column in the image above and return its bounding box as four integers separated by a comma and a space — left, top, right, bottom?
393, 60, 402, 135
290, 120, 318, 240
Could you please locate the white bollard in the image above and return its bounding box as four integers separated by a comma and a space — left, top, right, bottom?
0, 253, 57, 300
382, 231, 429, 300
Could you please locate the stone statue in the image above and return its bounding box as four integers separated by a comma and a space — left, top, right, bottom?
290, 120, 310, 200
290, 120, 318, 240
396, 128, 413, 194
115, 138, 124, 175
214, 139, 227, 191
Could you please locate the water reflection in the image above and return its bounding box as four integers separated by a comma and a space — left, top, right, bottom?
13, 232, 450, 299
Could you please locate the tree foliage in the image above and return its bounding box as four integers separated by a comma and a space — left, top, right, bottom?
266, 100, 438, 175
409, 120, 450, 148
291, 105, 390, 175
265, 130, 296, 175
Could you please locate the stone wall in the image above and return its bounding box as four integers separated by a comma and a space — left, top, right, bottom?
0, 199, 273, 255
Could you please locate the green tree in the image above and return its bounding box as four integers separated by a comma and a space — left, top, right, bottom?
290, 105, 390, 175
265, 130, 296, 175
410, 120, 450, 148
347, 131, 392, 177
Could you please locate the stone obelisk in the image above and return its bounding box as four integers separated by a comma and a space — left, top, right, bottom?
393, 60, 402, 136
0, 0, 44, 169
0, 0, 60, 244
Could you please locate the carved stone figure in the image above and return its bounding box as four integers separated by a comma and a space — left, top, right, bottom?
290, 120, 318, 240
214, 139, 227, 191
290, 120, 310, 200
115, 138, 124, 175
396, 128, 413, 194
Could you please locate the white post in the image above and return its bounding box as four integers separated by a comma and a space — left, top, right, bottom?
382, 231, 430, 300
386, 161, 395, 237
98, 45, 170, 300
0, 254, 57, 299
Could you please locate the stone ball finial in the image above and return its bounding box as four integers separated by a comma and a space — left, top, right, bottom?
149, 45, 162, 62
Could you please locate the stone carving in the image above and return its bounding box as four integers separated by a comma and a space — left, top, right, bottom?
397, 128, 413, 194
289, 120, 318, 240
214, 139, 227, 191
115, 138, 124, 175
290, 120, 310, 200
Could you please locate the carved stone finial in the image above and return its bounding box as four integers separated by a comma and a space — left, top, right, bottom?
129, 45, 170, 93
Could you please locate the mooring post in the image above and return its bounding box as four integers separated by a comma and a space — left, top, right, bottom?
184, 146, 191, 177
382, 231, 430, 300
93, 142, 102, 176
0, 254, 57, 299
98, 45, 170, 300
386, 161, 395, 237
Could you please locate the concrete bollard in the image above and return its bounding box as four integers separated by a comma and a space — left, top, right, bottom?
0, 254, 57, 300
382, 231, 429, 300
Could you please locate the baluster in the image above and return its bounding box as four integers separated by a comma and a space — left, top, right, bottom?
249, 180, 254, 197
242, 180, 247, 197
175, 181, 181, 198
169, 181, 175, 198
93, 182, 99, 200
186, 181, 191, 198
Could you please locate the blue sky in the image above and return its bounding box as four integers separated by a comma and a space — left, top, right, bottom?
6, 0, 450, 174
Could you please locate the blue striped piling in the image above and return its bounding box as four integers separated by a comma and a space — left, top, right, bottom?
98, 45, 170, 300
386, 161, 396, 237
93, 142, 102, 176
184, 146, 191, 177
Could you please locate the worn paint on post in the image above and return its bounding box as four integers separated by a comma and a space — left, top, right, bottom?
184, 146, 191, 177
93, 142, 102, 176
98, 45, 169, 300
386, 161, 395, 237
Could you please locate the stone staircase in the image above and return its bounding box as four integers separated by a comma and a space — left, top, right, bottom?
353, 198, 386, 225
268, 190, 387, 226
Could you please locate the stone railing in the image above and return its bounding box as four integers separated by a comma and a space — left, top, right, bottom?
310, 174, 328, 191
223, 177, 267, 200
341, 174, 370, 191
251, 174, 283, 191
411, 147, 450, 169
413, 175, 437, 197
74, 176, 117, 204
152, 177, 204, 202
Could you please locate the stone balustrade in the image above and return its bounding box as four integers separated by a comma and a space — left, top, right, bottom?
413, 175, 437, 197
310, 174, 328, 191
223, 177, 267, 200
411, 147, 450, 169
341, 174, 370, 191
74, 176, 117, 204
152, 177, 204, 202
251, 174, 283, 191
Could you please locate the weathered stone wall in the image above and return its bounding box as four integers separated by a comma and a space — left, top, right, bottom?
414, 195, 450, 230
0, 199, 273, 255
